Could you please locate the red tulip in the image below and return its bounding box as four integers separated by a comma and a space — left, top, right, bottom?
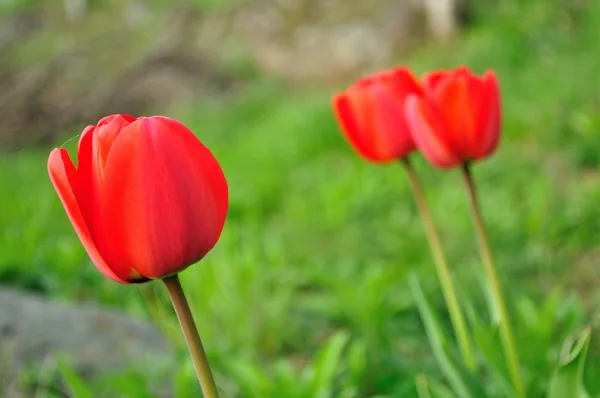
332, 67, 423, 163
405, 66, 501, 168
48, 114, 228, 283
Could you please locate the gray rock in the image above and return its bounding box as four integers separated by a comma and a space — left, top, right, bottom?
211, 0, 467, 82
0, 4, 235, 151
0, 286, 173, 397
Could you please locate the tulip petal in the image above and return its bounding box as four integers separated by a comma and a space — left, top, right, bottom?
366, 82, 416, 160
464, 73, 489, 158
434, 74, 480, 158
405, 95, 461, 168
76, 126, 102, 234
332, 67, 424, 163
48, 148, 129, 284
419, 66, 502, 164
99, 117, 228, 279
385, 67, 423, 100
148, 116, 228, 269
332, 93, 379, 161
422, 70, 451, 94
473, 71, 501, 158
95, 114, 137, 171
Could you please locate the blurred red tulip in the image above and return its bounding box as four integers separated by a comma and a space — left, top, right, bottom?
48, 114, 229, 283
405, 66, 501, 168
332, 67, 423, 163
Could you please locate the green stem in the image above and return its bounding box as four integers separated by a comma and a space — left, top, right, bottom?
163, 274, 219, 398
461, 163, 524, 398
401, 157, 476, 371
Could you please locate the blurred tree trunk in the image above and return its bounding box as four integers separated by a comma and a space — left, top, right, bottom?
420, 0, 461, 41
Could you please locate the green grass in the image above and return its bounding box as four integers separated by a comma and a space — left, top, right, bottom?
2, 0, 600, 396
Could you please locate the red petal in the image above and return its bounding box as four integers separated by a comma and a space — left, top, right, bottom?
95, 114, 137, 172
365, 81, 416, 160
473, 71, 501, 158
333, 67, 424, 162
96, 114, 137, 128
75, 125, 102, 236
98, 117, 228, 279
152, 116, 229, 266
48, 149, 129, 283
332, 92, 379, 161
453, 66, 472, 79
405, 95, 461, 168
464, 72, 489, 158
384, 67, 424, 102
422, 70, 452, 94
77, 125, 95, 158
434, 74, 479, 158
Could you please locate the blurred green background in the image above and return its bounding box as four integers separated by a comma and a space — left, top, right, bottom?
1, 0, 600, 396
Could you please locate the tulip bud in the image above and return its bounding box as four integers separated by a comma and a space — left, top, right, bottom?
332, 67, 423, 163
48, 114, 228, 283
405, 66, 502, 168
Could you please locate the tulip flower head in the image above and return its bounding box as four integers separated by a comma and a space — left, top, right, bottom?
332, 67, 423, 163
48, 114, 228, 283
405, 66, 501, 168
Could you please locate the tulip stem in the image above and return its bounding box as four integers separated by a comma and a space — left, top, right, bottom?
401, 157, 476, 371
461, 163, 524, 398
163, 274, 219, 398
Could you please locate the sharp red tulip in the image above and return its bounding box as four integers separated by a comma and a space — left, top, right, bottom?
48, 114, 229, 283
405, 66, 501, 168
332, 67, 423, 163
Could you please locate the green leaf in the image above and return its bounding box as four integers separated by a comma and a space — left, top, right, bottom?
408, 274, 486, 398
227, 358, 271, 395
547, 327, 592, 398
471, 320, 511, 392
174, 359, 202, 398
309, 330, 351, 398
276, 360, 305, 397
57, 358, 94, 398
415, 374, 456, 398
467, 276, 513, 396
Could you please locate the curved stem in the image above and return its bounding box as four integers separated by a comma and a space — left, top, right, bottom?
401, 157, 476, 371
163, 274, 219, 398
461, 163, 524, 398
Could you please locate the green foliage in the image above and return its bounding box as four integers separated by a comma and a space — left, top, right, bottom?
547, 328, 592, 398
226, 331, 360, 398
58, 358, 94, 398
415, 375, 455, 398
411, 271, 592, 397
409, 274, 486, 398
